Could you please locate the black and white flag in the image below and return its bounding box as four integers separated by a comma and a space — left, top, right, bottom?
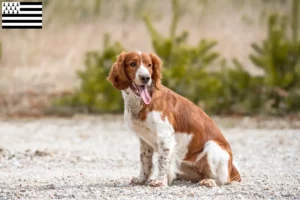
2, 2, 42, 29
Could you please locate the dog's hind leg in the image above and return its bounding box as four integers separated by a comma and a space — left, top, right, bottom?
194, 140, 231, 187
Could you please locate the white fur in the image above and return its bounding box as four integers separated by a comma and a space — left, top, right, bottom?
122, 89, 143, 119
135, 66, 152, 86
145, 111, 176, 184
174, 134, 193, 162
150, 152, 159, 179
133, 139, 154, 184
196, 140, 230, 184
169, 133, 193, 184
134, 51, 152, 86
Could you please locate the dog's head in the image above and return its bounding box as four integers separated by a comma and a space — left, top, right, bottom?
107, 51, 162, 104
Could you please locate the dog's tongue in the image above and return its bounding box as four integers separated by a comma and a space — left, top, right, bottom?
138, 85, 151, 104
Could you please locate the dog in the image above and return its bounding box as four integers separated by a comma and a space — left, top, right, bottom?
107, 51, 241, 187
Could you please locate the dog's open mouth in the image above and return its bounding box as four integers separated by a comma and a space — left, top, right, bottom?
130, 83, 151, 105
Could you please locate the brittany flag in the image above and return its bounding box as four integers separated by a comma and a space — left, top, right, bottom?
2, 2, 42, 29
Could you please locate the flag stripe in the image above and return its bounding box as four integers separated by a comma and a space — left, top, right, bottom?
2, 23, 42, 26
20, 5, 42, 8
19, 11, 43, 14
2, 20, 42, 23
2, 26, 42, 29
2, 17, 42, 20
20, 2, 42, 5
20, 8, 42, 11
2, 14, 42, 17
19, 11, 42, 14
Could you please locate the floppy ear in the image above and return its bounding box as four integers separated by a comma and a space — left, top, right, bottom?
107, 51, 130, 90
150, 53, 162, 89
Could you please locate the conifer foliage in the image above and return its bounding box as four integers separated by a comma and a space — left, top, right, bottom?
56, 0, 300, 115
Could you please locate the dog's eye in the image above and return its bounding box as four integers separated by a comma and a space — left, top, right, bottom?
148, 64, 152, 67
130, 62, 137, 67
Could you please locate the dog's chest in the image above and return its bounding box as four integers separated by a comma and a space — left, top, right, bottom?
122, 90, 158, 149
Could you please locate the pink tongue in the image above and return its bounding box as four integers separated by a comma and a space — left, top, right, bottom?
138, 85, 151, 104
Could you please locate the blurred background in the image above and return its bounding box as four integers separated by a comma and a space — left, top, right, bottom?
0, 0, 299, 117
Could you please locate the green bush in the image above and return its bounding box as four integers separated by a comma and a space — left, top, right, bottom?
213, 0, 300, 115
209, 59, 263, 115
248, 0, 300, 114
214, 0, 300, 115
56, 0, 300, 115
143, 0, 221, 107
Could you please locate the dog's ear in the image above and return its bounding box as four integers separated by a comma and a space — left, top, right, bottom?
150, 53, 162, 89
107, 51, 131, 90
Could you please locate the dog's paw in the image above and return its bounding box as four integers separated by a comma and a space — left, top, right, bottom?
148, 179, 167, 187
199, 179, 217, 187
130, 176, 147, 185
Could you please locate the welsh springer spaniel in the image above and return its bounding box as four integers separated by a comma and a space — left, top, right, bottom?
107, 51, 241, 187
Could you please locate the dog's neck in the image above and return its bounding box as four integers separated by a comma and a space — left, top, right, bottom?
122, 88, 144, 118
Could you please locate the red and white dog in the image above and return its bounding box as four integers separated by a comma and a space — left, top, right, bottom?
107, 51, 241, 187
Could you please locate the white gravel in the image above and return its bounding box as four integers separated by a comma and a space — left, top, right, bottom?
0, 116, 299, 200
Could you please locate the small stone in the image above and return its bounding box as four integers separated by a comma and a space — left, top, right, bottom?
217, 189, 223, 194
47, 184, 55, 189
12, 159, 21, 168
188, 192, 195, 197
82, 156, 92, 162
34, 150, 49, 157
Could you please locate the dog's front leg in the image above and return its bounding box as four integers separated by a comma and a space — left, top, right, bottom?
148, 133, 175, 187
131, 139, 153, 185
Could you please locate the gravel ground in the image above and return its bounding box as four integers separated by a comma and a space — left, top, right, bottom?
0, 116, 299, 200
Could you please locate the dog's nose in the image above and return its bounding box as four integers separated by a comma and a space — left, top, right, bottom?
139, 75, 150, 84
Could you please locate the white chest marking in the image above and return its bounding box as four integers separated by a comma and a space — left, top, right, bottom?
122, 91, 192, 163
122, 89, 156, 148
